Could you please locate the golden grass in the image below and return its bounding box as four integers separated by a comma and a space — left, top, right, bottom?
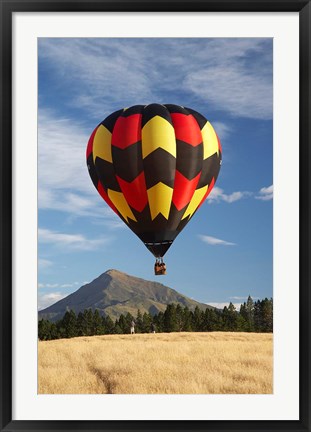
38, 332, 273, 394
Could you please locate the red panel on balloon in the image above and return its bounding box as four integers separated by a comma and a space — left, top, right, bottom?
170, 113, 202, 146
116, 172, 148, 212
172, 171, 201, 211
198, 177, 215, 209
86, 126, 98, 158
97, 181, 118, 215
111, 114, 142, 149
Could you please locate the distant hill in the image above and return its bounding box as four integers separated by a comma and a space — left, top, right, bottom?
38, 269, 213, 322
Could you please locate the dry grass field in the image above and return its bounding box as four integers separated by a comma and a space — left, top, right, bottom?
38, 332, 273, 394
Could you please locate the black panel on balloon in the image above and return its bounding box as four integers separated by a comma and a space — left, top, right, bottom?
112, 143, 144, 182
95, 158, 121, 192
101, 109, 123, 133
143, 149, 176, 189
141, 104, 173, 127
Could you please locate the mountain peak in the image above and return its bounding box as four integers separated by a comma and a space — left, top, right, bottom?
39, 269, 214, 322
105, 269, 126, 277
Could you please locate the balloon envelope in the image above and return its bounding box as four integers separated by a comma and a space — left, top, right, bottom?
86, 104, 222, 257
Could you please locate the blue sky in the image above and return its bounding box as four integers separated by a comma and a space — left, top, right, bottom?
38, 38, 273, 311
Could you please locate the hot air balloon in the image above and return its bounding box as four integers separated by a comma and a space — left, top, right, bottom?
86, 104, 222, 275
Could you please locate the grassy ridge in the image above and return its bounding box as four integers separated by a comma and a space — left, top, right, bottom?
38, 332, 273, 394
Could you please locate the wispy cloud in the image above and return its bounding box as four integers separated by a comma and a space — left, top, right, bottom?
38, 228, 111, 251
38, 292, 67, 310
60, 282, 80, 288
207, 186, 251, 204
210, 122, 231, 141
39, 38, 272, 120
256, 184, 273, 201
38, 110, 90, 193
230, 296, 260, 301
207, 302, 241, 311
199, 235, 236, 246
38, 281, 80, 289
38, 110, 124, 228
39, 39, 154, 118
38, 258, 53, 269
182, 38, 272, 120
185, 66, 271, 120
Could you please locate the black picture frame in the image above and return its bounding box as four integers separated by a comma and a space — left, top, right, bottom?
1, 1, 310, 431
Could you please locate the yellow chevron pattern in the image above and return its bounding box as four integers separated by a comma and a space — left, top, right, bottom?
142, 116, 176, 159
107, 189, 137, 222
201, 121, 219, 160
181, 185, 208, 220
93, 125, 112, 163
147, 182, 174, 220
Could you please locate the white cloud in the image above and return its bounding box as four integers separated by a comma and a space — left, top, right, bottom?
39, 281, 80, 289
185, 66, 272, 120
207, 302, 241, 311
39, 188, 113, 219
60, 282, 79, 288
207, 186, 251, 204
38, 258, 53, 269
38, 228, 110, 251
199, 235, 236, 246
39, 39, 154, 117
256, 184, 273, 201
38, 292, 67, 310
38, 110, 127, 229
39, 38, 272, 120
230, 296, 259, 301
210, 122, 231, 141
38, 111, 90, 193
183, 39, 272, 120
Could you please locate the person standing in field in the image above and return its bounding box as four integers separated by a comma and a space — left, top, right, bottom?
130, 320, 135, 334
151, 322, 156, 334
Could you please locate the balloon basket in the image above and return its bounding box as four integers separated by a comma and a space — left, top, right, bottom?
154, 260, 166, 276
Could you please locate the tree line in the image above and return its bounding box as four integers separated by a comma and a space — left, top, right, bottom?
38, 296, 273, 340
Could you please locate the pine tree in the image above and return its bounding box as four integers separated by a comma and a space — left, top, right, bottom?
80, 309, 94, 336
202, 308, 211, 331
135, 309, 143, 333
183, 306, 193, 332
125, 312, 135, 334
114, 324, 122, 334
236, 313, 247, 332
142, 312, 152, 333
38, 319, 52, 340
60, 310, 77, 338
240, 296, 255, 332
246, 296, 255, 331
154, 311, 164, 332
222, 302, 238, 331
117, 314, 127, 333
164, 304, 178, 332
103, 316, 115, 334
176, 304, 184, 331
260, 298, 273, 332
77, 311, 86, 336
93, 309, 104, 335
192, 306, 203, 331
207, 308, 221, 331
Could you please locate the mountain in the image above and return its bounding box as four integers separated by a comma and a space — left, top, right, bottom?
38, 269, 213, 322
